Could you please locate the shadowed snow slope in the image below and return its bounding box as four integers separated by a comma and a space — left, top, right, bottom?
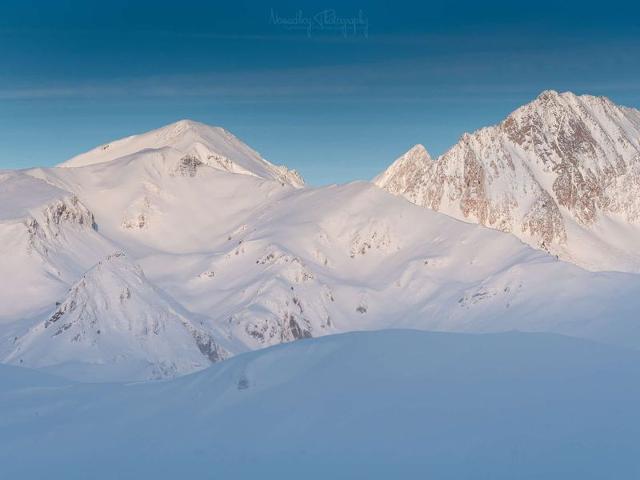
2, 330, 640, 479
376, 91, 640, 272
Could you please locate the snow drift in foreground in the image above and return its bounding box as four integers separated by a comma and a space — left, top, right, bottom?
2, 329, 640, 479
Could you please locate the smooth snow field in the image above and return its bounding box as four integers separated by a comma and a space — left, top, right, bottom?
2, 329, 639, 479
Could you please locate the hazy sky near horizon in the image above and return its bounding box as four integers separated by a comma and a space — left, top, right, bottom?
2, 0, 640, 184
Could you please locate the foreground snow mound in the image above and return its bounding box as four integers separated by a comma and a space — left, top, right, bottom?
5, 252, 227, 381
58, 119, 304, 187
2, 330, 640, 479
376, 91, 640, 272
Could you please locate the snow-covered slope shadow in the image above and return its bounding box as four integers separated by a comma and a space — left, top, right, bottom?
2, 330, 639, 479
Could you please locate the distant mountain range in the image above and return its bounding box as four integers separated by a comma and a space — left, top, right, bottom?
2, 92, 640, 381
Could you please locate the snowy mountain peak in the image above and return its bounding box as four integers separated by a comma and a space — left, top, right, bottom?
163, 118, 205, 133
535, 89, 561, 101
5, 251, 227, 381
531, 89, 612, 107
375, 91, 640, 272
139, 119, 233, 145
398, 144, 432, 165
373, 144, 432, 187
59, 120, 304, 187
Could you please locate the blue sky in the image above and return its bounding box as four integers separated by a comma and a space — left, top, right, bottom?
1, 0, 640, 184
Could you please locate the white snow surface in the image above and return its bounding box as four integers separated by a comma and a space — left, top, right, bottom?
2, 330, 640, 479
2, 111, 640, 381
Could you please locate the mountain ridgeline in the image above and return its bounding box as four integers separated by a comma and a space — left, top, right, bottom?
2, 92, 640, 381
375, 90, 640, 272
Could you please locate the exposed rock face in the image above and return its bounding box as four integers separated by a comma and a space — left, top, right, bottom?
26, 195, 97, 253
121, 196, 151, 230
273, 165, 305, 188
173, 154, 204, 177
375, 91, 640, 270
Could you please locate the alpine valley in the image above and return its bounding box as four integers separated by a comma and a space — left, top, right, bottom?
3, 92, 640, 382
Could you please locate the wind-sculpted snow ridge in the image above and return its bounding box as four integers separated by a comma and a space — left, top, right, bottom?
58, 119, 305, 187
375, 91, 640, 272
3, 330, 640, 479
5, 251, 228, 381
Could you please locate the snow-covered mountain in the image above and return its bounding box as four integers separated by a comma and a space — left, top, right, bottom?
5, 252, 227, 381
3, 330, 640, 479
0, 171, 114, 325
59, 119, 305, 187
3, 113, 640, 381
375, 91, 640, 272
